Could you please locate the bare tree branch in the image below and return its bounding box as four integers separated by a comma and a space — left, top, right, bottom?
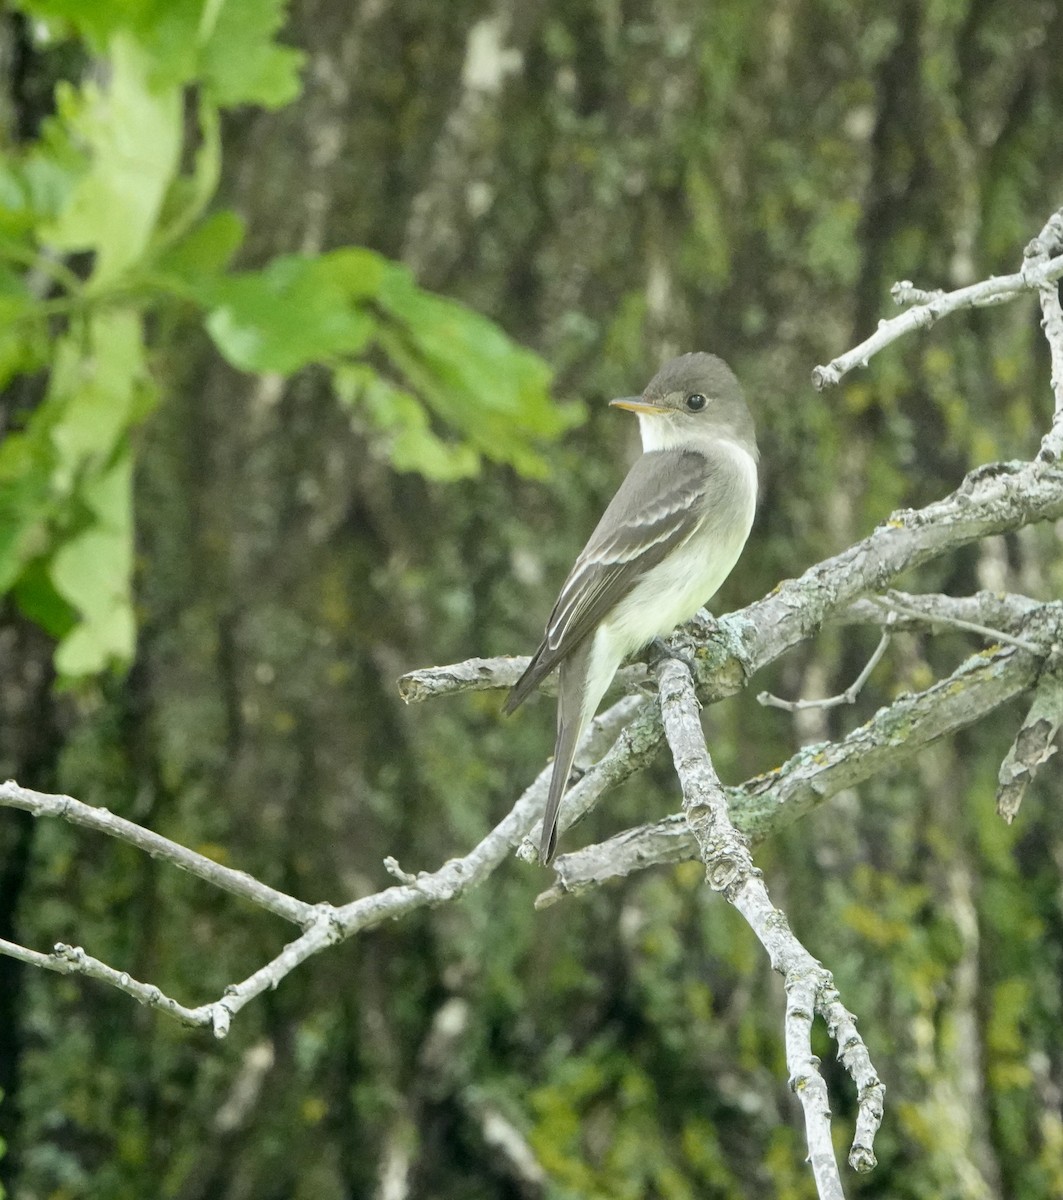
398, 655, 649, 705
0, 762, 545, 1033
0, 936, 211, 1025
655, 655, 882, 1196
872, 594, 1046, 653
842, 590, 1048, 634
400, 590, 1050, 705
0, 698, 649, 1034
811, 236, 1063, 390
540, 623, 1049, 902
1026, 210, 1063, 460
0, 780, 313, 926
997, 664, 1063, 823
398, 655, 529, 702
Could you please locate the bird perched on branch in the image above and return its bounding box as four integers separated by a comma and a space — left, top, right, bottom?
505, 353, 759, 864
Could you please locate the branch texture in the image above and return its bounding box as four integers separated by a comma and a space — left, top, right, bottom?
655, 656, 883, 1189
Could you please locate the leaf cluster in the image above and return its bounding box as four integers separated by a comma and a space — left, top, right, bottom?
0, 0, 575, 677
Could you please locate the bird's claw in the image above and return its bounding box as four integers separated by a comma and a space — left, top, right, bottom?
646, 636, 698, 674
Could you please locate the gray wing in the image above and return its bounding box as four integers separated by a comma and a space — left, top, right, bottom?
505, 449, 709, 713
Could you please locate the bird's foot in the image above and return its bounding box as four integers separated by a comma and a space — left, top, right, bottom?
646, 636, 697, 674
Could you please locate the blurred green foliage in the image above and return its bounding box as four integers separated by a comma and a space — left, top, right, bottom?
0, 0, 574, 678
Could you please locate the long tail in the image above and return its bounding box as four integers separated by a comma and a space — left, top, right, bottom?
539, 639, 594, 864
540, 720, 582, 865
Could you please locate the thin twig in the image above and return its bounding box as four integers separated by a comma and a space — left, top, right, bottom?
0, 780, 313, 926
0, 937, 207, 1025
758, 614, 895, 711
841, 590, 1046, 634
873, 595, 1045, 654
811, 249, 1063, 390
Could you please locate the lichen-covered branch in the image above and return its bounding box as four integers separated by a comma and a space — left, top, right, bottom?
655, 655, 882, 1196
401, 451, 1063, 733
7, 595, 1047, 1039
0, 699, 638, 1035
996, 666, 1063, 823
397, 655, 648, 704
1027, 210, 1063, 460
0, 780, 313, 926
811, 207, 1063, 390
869, 592, 1046, 652
841, 589, 1046, 634
400, 590, 1053, 706
542, 621, 1048, 900
0, 937, 209, 1025
0, 757, 552, 1033
398, 655, 530, 702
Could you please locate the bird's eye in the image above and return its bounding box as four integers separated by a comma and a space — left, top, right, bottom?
685, 393, 708, 412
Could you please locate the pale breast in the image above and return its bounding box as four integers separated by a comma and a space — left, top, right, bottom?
599, 438, 757, 658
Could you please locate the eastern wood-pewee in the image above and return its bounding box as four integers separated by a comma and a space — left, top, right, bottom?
505, 353, 759, 864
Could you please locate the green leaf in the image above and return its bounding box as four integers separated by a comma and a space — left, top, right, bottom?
149, 209, 246, 296
0, 264, 31, 321
0, 323, 48, 391
0, 306, 146, 643
0, 140, 83, 240
375, 269, 577, 476
334, 364, 481, 481
0, 267, 49, 387
53, 590, 136, 677
197, 0, 305, 109
48, 452, 135, 676
203, 250, 385, 373
0, 433, 54, 592
41, 33, 183, 286
13, 558, 78, 639
15, 0, 304, 107
48, 311, 146, 482
152, 102, 223, 250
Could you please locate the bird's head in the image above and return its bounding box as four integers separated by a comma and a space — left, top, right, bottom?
611, 352, 757, 457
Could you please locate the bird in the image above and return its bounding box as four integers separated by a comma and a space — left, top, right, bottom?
505, 352, 759, 864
